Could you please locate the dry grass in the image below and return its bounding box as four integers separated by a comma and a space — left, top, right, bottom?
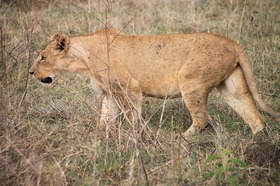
1, 0, 280, 185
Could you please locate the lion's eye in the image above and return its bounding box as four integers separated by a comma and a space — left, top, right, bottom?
41, 56, 46, 61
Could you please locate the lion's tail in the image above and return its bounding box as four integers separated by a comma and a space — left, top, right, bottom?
237, 46, 280, 117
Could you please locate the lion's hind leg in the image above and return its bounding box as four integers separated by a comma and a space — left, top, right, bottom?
179, 84, 212, 137
217, 67, 265, 134
178, 56, 228, 136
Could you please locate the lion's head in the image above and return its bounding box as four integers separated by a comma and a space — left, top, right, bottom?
29, 34, 70, 84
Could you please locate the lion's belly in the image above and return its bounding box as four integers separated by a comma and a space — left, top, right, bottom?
143, 87, 181, 99
139, 75, 182, 99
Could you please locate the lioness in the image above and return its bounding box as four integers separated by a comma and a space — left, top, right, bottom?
30, 29, 280, 136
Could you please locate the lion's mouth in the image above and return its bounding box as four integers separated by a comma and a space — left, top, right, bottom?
41, 77, 53, 84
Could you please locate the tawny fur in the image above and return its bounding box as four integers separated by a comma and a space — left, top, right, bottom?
30, 29, 280, 136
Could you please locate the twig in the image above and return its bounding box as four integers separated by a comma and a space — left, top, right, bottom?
36, 161, 43, 186
0, 20, 10, 154
238, 0, 247, 43
147, 153, 189, 175
109, 13, 137, 45
8, 137, 38, 174
0, 154, 18, 178
19, 27, 33, 107
92, 93, 105, 184
66, 0, 106, 27
138, 143, 150, 186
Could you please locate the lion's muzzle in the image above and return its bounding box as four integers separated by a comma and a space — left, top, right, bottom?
29, 70, 53, 84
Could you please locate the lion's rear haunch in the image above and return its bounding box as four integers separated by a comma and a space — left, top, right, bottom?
30, 29, 280, 136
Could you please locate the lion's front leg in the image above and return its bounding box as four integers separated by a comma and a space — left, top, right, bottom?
116, 89, 143, 127
123, 97, 142, 127
99, 94, 120, 129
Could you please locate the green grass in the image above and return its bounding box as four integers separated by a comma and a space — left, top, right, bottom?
1, 0, 280, 185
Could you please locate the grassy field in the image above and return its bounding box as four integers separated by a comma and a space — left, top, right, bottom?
1, 0, 280, 185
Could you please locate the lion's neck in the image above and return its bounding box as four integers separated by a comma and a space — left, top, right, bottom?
67, 42, 92, 75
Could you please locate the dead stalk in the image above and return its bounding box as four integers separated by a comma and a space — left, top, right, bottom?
156, 95, 168, 138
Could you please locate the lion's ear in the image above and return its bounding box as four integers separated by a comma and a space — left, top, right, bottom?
50, 33, 70, 52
